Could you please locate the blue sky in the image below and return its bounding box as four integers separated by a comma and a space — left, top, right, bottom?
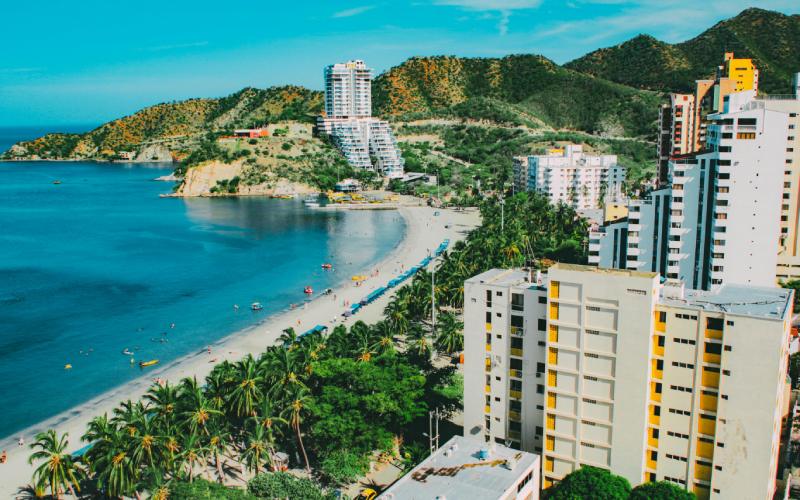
1, 0, 798, 127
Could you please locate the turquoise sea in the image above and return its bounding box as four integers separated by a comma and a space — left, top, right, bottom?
0, 128, 405, 438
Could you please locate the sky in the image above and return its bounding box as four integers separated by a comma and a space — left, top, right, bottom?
1, 0, 798, 128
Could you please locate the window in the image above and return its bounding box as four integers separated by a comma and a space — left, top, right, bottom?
510, 358, 522, 370
535, 426, 543, 436
538, 296, 546, 304
537, 384, 544, 394
496, 291, 503, 297
510, 380, 522, 392
511, 337, 523, 350
537, 362, 545, 373
486, 290, 492, 305
706, 317, 724, 330
538, 319, 546, 331
705, 343, 722, 355
511, 315, 524, 329
512, 293, 525, 311
485, 311, 492, 324
510, 400, 522, 412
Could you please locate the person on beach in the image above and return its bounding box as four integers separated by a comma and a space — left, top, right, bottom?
18, 437, 24, 447
0, 450, 6, 463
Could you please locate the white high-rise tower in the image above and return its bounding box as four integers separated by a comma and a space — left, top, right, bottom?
324, 60, 372, 119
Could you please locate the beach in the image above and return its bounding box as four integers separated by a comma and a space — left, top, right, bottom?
0, 203, 480, 498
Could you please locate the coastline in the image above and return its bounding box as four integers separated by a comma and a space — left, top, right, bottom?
0, 203, 481, 498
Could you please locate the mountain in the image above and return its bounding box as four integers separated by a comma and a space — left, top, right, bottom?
372, 54, 661, 137
4, 86, 322, 160
565, 8, 800, 94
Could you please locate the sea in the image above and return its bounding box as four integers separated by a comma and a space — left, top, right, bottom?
0, 126, 406, 438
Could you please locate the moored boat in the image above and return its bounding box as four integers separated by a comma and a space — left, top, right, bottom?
304, 286, 313, 294
251, 302, 264, 311
139, 360, 159, 368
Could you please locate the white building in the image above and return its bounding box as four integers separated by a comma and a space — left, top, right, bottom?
379, 435, 539, 500
464, 264, 793, 499
514, 145, 626, 210
318, 60, 404, 178
324, 60, 372, 119
589, 89, 791, 290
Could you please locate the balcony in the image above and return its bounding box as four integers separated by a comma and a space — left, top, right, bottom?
549, 348, 558, 364
652, 336, 665, 357
510, 347, 523, 357
550, 281, 560, 299
510, 390, 522, 400
696, 439, 714, 460
486, 322, 493, 333
698, 417, 716, 436
703, 351, 721, 365
548, 371, 557, 387
508, 430, 522, 441
510, 369, 523, 379
486, 343, 491, 352
651, 360, 663, 380
650, 382, 662, 403
485, 384, 491, 394
701, 369, 719, 389
705, 328, 723, 340
509, 410, 521, 422
485, 405, 491, 414
547, 414, 555, 430
695, 462, 712, 482
550, 303, 559, 320
700, 393, 718, 413
510, 326, 524, 337
549, 326, 559, 343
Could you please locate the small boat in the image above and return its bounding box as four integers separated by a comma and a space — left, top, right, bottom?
53, 180, 62, 185
251, 302, 263, 311
351, 275, 367, 282
139, 360, 159, 368
321, 263, 333, 269
304, 286, 313, 295
64, 364, 72, 370
122, 348, 134, 356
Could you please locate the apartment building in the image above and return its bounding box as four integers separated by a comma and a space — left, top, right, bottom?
323, 60, 372, 119
317, 60, 404, 178
464, 264, 793, 500
657, 94, 695, 183
656, 53, 759, 185
513, 155, 529, 194
590, 88, 791, 290
513, 145, 626, 210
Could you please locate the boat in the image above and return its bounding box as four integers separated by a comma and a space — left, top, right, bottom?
139, 360, 159, 368
321, 263, 333, 269
351, 275, 367, 282
251, 302, 264, 311
122, 348, 134, 356
53, 180, 62, 185
304, 286, 313, 295
64, 364, 72, 370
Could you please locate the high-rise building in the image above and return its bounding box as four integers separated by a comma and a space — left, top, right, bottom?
512, 145, 626, 210
590, 89, 791, 290
323, 60, 372, 119
317, 60, 404, 178
656, 53, 759, 186
464, 264, 793, 500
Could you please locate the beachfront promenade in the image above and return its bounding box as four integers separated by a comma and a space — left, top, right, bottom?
0, 204, 480, 498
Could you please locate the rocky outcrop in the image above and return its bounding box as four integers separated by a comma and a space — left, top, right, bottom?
172, 160, 316, 197
135, 144, 173, 163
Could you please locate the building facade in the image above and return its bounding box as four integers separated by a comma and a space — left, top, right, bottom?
323, 60, 372, 119
513, 145, 626, 210
318, 60, 404, 178
590, 88, 792, 290
464, 264, 793, 500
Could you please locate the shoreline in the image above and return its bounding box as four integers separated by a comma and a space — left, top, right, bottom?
0, 203, 481, 498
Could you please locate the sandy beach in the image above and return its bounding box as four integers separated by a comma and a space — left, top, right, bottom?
0, 202, 480, 498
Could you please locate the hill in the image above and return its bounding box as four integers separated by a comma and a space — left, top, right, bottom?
565, 8, 800, 94
3, 86, 322, 160
372, 54, 661, 137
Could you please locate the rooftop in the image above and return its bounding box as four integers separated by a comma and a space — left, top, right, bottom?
659, 283, 793, 320
379, 435, 539, 500
466, 269, 539, 289
552, 262, 659, 280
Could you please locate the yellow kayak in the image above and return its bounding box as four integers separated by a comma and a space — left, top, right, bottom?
139, 360, 159, 368
351, 275, 367, 281
64, 364, 72, 370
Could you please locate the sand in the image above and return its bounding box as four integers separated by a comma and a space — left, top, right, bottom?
0, 203, 480, 498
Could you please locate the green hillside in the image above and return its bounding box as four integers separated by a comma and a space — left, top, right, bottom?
3, 86, 322, 160
565, 8, 800, 94
372, 54, 661, 137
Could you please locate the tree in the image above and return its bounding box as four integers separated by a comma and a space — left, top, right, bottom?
27, 430, 85, 499
630, 481, 696, 499
435, 312, 464, 354
229, 355, 263, 418
319, 449, 370, 486
247, 472, 328, 499
282, 385, 312, 471
545, 466, 631, 500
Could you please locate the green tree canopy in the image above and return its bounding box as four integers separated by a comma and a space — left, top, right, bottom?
630, 481, 696, 500
545, 466, 631, 500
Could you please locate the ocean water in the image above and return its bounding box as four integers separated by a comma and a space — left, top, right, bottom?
0, 158, 405, 438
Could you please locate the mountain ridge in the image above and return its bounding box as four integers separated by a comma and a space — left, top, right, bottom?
565, 7, 800, 93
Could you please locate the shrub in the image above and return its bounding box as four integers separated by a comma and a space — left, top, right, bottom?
319, 449, 370, 486
247, 472, 329, 499
169, 479, 256, 499
281, 142, 292, 151
249, 139, 258, 145
544, 466, 630, 499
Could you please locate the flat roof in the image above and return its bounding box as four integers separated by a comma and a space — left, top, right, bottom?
551, 262, 659, 280
379, 435, 538, 500
659, 284, 793, 320
466, 268, 532, 288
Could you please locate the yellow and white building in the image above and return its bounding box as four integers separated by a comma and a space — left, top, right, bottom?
463, 264, 793, 500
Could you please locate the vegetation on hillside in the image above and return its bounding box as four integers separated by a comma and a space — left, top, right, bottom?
3, 86, 322, 161
566, 8, 800, 94
373, 54, 661, 137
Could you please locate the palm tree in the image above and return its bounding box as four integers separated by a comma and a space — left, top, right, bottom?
178, 432, 208, 483
207, 423, 231, 484
278, 327, 298, 347
229, 355, 263, 418
27, 430, 85, 499
435, 312, 464, 355
144, 382, 179, 433
180, 376, 222, 436
281, 386, 312, 471
91, 430, 138, 499
384, 299, 410, 337
240, 423, 271, 476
